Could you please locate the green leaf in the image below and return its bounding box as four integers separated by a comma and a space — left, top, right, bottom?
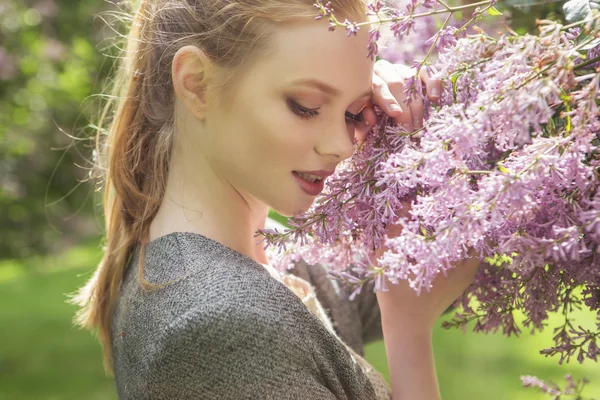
546, 117, 556, 135
450, 73, 460, 103
488, 6, 503, 15
563, 0, 600, 23
497, 164, 509, 174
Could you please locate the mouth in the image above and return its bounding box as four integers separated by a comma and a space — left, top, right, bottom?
294, 171, 324, 183
292, 171, 326, 196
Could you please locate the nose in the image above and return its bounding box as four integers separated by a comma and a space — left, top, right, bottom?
315, 121, 355, 161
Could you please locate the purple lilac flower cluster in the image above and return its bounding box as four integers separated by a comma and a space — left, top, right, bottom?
521, 374, 591, 398
259, 2, 600, 367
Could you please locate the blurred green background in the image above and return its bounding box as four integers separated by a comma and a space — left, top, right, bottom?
0, 0, 598, 399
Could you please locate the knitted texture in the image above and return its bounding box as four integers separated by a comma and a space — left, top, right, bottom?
282, 265, 391, 399
285, 261, 390, 399
111, 231, 390, 399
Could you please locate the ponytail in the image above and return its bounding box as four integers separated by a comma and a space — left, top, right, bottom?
68, 0, 171, 374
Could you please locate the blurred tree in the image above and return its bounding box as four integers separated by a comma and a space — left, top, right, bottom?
0, 0, 115, 259
503, 0, 566, 33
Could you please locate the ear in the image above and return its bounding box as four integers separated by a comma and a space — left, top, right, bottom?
172, 45, 213, 121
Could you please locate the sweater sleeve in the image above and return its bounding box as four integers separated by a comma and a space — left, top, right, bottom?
348, 277, 383, 345
287, 259, 383, 356
264, 218, 383, 352
144, 300, 340, 400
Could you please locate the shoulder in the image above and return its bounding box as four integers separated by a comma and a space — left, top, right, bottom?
113, 233, 377, 399
143, 279, 338, 398
146, 286, 376, 400
157, 293, 316, 367
129, 231, 333, 350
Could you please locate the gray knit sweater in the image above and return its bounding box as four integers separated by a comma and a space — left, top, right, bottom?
111, 231, 390, 399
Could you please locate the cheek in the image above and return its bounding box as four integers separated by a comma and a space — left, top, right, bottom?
213, 99, 310, 179
247, 101, 314, 161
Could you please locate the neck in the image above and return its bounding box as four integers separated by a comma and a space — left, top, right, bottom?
149, 152, 270, 265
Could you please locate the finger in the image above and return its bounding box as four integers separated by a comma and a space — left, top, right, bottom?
353, 107, 376, 145
372, 72, 404, 117
395, 98, 414, 132
391, 64, 427, 130
397, 65, 425, 129
393, 64, 422, 130
378, 61, 418, 131
362, 102, 377, 128
354, 120, 368, 145
352, 100, 375, 145
408, 91, 424, 129
372, 67, 413, 130
362, 100, 377, 127
396, 103, 414, 131
418, 65, 442, 101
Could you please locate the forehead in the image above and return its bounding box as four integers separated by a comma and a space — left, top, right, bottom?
253, 21, 375, 96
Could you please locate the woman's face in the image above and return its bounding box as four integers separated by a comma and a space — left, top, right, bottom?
182, 20, 374, 217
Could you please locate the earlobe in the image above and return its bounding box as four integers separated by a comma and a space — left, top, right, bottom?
172, 45, 212, 120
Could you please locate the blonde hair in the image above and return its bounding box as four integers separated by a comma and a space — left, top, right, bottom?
68, 0, 369, 375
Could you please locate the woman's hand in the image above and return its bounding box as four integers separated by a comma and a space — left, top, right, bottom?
355, 60, 476, 330
354, 60, 442, 144
374, 203, 480, 400
357, 65, 469, 399
374, 202, 481, 333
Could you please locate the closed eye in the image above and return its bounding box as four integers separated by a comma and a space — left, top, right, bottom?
287, 99, 319, 120
287, 98, 364, 124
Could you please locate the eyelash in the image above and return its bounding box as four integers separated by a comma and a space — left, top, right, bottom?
286, 99, 363, 124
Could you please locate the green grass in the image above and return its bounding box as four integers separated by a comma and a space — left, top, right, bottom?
0, 243, 114, 400
366, 300, 600, 399
366, 314, 600, 399
1, 243, 599, 399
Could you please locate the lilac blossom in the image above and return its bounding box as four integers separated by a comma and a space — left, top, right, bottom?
522, 374, 592, 398
260, 0, 600, 374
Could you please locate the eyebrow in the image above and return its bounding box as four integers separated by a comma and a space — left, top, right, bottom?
291, 78, 372, 100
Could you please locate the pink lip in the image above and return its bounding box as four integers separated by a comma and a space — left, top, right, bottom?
294, 169, 335, 178
292, 171, 328, 196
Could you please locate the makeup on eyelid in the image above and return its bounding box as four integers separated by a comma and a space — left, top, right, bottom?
286, 98, 365, 123
290, 90, 371, 109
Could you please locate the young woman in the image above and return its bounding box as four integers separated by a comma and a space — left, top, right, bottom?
70, 0, 480, 398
